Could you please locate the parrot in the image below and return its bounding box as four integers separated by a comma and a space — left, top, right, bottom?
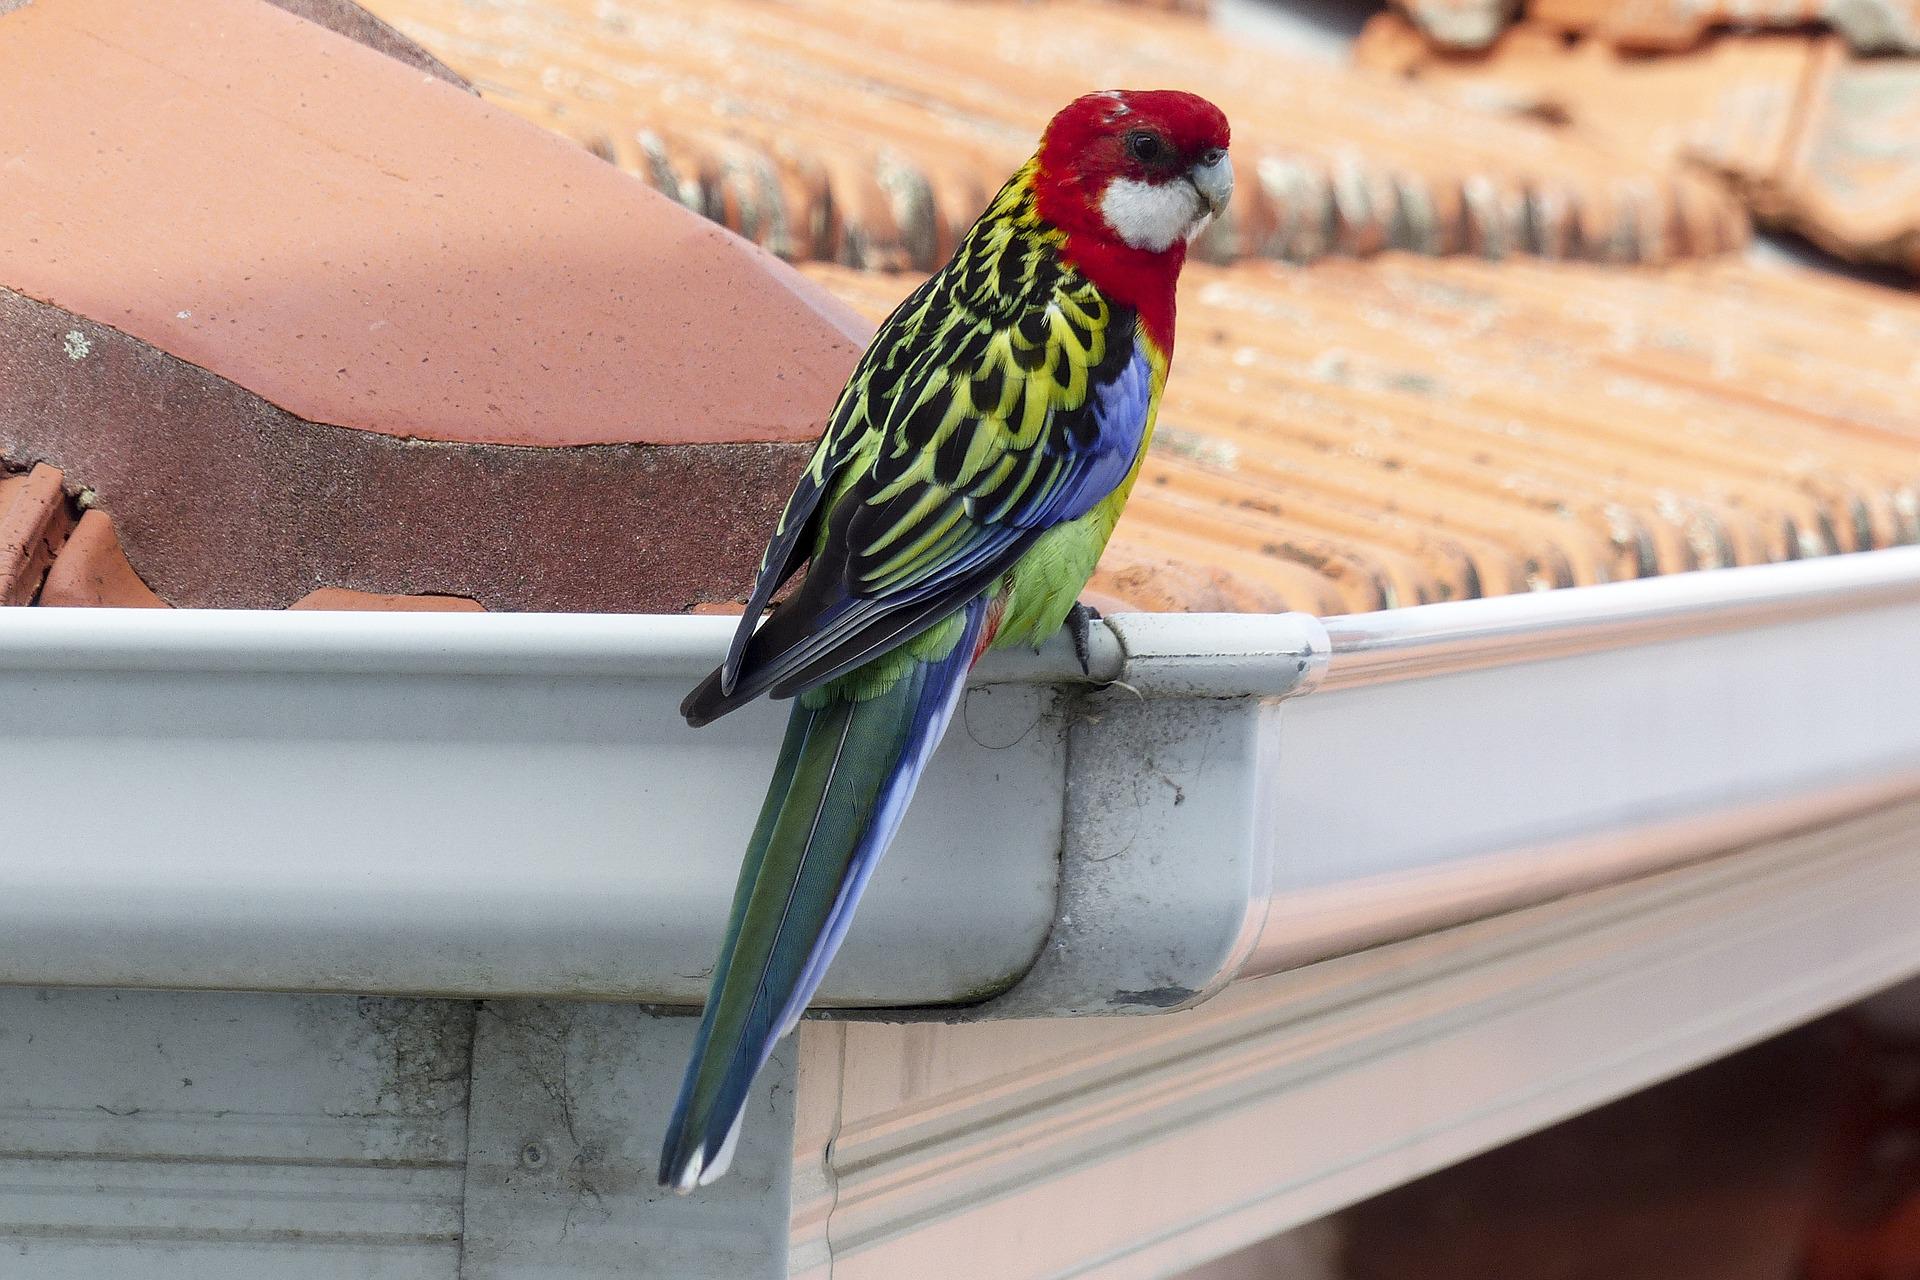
659, 89, 1233, 1191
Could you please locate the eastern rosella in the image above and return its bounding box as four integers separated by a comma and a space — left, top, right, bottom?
660, 89, 1232, 1190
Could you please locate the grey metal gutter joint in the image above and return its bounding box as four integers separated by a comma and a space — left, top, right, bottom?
975, 611, 1331, 1019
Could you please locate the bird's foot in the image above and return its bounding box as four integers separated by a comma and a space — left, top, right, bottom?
1067, 601, 1102, 677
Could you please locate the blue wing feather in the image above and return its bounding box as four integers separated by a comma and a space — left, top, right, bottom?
1021, 346, 1153, 527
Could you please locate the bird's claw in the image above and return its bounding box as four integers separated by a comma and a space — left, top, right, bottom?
1067, 601, 1102, 677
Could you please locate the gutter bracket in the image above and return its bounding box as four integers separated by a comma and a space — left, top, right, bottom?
972, 613, 1328, 1018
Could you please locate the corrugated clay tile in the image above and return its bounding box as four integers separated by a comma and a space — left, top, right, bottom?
1356, 18, 1816, 197
36, 510, 169, 609
360, 0, 1747, 268
0, 463, 75, 605
1091, 545, 1328, 614
1177, 263, 1781, 571
807, 258, 1920, 615
1373, 259, 1910, 557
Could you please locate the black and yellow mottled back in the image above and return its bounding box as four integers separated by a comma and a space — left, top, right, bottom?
683, 162, 1148, 726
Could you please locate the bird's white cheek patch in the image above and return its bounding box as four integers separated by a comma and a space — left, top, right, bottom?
1100, 178, 1202, 253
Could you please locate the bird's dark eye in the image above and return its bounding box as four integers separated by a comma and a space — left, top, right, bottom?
1125, 131, 1168, 164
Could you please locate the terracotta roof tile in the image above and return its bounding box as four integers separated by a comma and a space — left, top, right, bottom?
1383, 0, 1920, 53
0, 0, 864, 450
8, 0, 1911, 621
0, 463, 75, 605
1359, 17, 1920, 276
0, 0, 864, 612
5, 462, 486, 611
1786, 48, 1920, 272
36, 510, 168, 609
360, 0, 1747, 268
813, 255, 1920, 613
1529, 0, 1920, 54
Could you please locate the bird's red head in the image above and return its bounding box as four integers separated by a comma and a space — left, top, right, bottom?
1031, 90, 1231, 352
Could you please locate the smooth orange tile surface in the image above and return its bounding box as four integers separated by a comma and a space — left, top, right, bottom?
0, 0, 865, 449
35, 510, 169, 609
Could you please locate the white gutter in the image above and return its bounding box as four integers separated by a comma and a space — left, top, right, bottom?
2, 547, 1918, 1011
990, 545, 1920, 1015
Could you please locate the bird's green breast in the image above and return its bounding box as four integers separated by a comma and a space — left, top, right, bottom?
990, 348, 1168, 651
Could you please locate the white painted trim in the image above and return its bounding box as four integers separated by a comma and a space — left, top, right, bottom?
809, 800, 1920, 1277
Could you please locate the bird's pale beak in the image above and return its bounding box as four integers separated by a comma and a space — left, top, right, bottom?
1190, 151, 1233, 217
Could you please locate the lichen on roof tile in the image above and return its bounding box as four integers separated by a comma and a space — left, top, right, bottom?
1391, 0, 1518, 50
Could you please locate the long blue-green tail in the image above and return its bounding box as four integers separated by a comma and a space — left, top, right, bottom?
658, 600, 986, 1191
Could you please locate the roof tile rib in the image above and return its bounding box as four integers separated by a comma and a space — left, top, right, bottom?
0, 464, 74, 605
37, 510, 168, 610
815, 255, 1920, 613
360, 0, 1747, 269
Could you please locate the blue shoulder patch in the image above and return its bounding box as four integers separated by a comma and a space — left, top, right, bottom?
1032, 344, 1154, 526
